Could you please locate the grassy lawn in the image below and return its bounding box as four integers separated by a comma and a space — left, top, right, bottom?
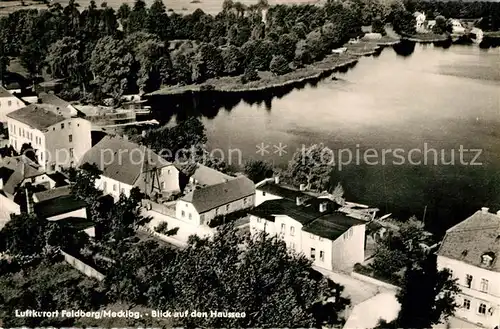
407, 33, 448, 42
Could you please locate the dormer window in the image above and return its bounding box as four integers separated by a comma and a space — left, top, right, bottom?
481, 253, 495, 266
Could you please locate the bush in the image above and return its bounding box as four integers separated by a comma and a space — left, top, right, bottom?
240, 67, 260, 84
208, 208, 253, 228
155, 222, 169, 234
269, 55, 291, 76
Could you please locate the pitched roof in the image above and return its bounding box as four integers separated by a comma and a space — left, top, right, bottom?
437, 209, 500, 272
249, 198, 364, 240
46, 172, 70, 187
38, 92, 76, 117
6, 104, 67, 130
191, 164, 233, 186
182, 176, 255, 213
79, 135, 173, 185
0, 156, 44, 195
34, 186, 71, 203
55, 216, 94, 231
34, 195, 87, 219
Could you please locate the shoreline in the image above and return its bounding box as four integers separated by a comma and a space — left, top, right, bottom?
147, 54, 360, 96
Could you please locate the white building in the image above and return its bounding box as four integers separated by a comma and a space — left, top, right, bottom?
0, 191, 20, 230
7, 104, 91, 171
79, 135, 181, 200
450, 19, 466, 35
437, 207, 500, 329
0, 86, 25, 122
255, 177, 316, 206
176, 176, 255, 226
249, 198, 366, 271
414, 12, 427, 33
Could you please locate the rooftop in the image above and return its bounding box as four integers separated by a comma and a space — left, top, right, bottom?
250, 198, 365, 240
437, 208, 500, 272
79, 135, 173, 185
182, 176, 255, 213
257, 180, 314, 202
38, 92, 76, 117
55, 216, 94, 231
191, 164, 234, 186
0, 85, 13, 98
34, 185, 72, 203
34, 195, 87, 219
7, 104, 67, 130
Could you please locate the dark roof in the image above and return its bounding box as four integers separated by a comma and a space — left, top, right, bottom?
38, 93, 76, 117
7, 104, 67, 130
55, 216, 94, 231
257, 181, 313, 202
249, 199, 323, 225
79, 135, 173, 185
182, 176, 255, 213
250, 199, 365, 240
47, 172, 69, 187
34, 195, 87, 219
0, 156, 43, 195
437, 210, 500, 272
303, 213, 366, 240
34, 185, 71, 202
0, 167, 18, 195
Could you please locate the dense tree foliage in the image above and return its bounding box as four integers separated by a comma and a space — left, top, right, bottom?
244, 159, 274, 183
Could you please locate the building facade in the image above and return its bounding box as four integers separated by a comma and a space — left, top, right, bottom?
7, 104, 91, 170
437, 208, 500, 329
0, 86, 24, 122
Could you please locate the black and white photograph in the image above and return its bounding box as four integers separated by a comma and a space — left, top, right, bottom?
0, 0, 499, 327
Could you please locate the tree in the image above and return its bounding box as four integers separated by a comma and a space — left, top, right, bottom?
433, 15, 450, 34
371, 16, 385, 35
90, 36, 135, 101
244, 159, 274, 183
391, 8, 416, 36
394, 256, 460, 328
285, 144, 334, 191
117, 3, 131, 30
241, 65, 260, 84
277, 33, 298, 62
269, 54, 291, 76
134, 38, 172, 93
147, 0, 170, 40
147, 226, 348, 327
127, 0, 148, 33
305, 30, 326, 61
221, 45, 244, 76
294, 39, 312, 66
191, 43, 224, 83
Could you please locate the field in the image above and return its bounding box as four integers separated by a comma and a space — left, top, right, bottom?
0, 0, 319, 15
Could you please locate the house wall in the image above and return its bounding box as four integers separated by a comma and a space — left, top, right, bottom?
275, 215, 304, 253
46, 207, 87, 221
7, 119, 46, 165
96, 175, 134, 201
44, 117, 91, 170
84, 226, 95, 238
176, 194, 255, 226
301, 230, 335, 270
60, 250, 105, 281
437, 255, 500, 328
0, 96, 24, 122
249, 215, 276, 237
135, 164, 180, 196
331, 224, 366, 270
255, 189, 281, 206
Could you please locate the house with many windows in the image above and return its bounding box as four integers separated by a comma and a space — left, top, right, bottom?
249, 197, 366, 271
7, 104, 91, 170
176, 176, 255, 226
79, 135, 180, 200
437, 207, 500, 329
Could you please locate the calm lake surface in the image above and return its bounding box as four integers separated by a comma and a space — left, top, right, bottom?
150, 43, 500, 234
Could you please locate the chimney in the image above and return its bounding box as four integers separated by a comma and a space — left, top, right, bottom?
319, 202, 327, 213
482, 207, 489, 214
296, 197, 303, 206
299, 183, 306, 191
274, 176, 280, 184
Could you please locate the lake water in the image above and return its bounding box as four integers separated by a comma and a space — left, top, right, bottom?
149, 42, 500, 235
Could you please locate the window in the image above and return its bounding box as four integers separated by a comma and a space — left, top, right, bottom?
69, 134, 73, 142
466, 274, 473, 288
68, 122, 71, 126
226, 205, 230, 211
257, 217, 261, 223
40, 151, 42, 161
103, 181, 107, 191
320, 251, 324, 262
18, 127, 21, 135
290, 226, 295, 236
189, 213, 192, 220
181, 210, 185, 217
281, 223, 285, 234
319, 237, 324, 241
22, 129, 24, 137
262, 191, 266, 196
167, 169, 170, 174
463, 299, 471, 310
121, 188, 125, 194
61, 123, 64, 129
310, 248, 316, 260
113, 184, 117, 191
53, 127, 55, 131
478, 303, 487, 315
290, 242, 295, 251
310, 234, 315, 240
8, 100, 11, 106
200, 214, 205, 224
480, 279, 489, 293
69, 148, 74, 158
160, 182, 165, 190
